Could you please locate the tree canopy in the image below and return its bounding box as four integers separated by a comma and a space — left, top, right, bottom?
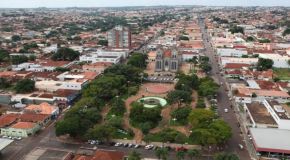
188, 109, 232, 145
129, 102, 162, 134
127, 53, 148, 69
127, 151, 142, 160
214, 153, 240, 160
51, 47, 80, 61
229, 25, 244, 34
282, 28, 290, 37
14, 79, 35, 93
11, 55, 29, 65
0, 49, 10, 62
257, 58, 274, 71
198, 77, 219, 97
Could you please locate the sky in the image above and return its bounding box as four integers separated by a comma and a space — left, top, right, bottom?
0, 0, 290, 8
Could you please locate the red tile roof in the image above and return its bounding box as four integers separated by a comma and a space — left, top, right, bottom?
164, 50, 172, 58
19, 113, 49, 123
11, 122, 37, 129
0, 114, 19, 128
224, 63, 250, 69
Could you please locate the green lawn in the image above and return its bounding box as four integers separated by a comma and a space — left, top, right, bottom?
273, 68, 290, 81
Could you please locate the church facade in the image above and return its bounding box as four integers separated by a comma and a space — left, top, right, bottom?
155, 48, 181, 72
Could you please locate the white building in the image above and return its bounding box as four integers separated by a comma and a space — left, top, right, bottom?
263, 100, 290, 130
259, 54, 290, 68
220, 57, 258, 66
80, 53, 121, 64
216, 48, 248, 57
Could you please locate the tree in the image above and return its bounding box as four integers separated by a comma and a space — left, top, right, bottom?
144, 128, 187, 143
282, 28, 290, 37
0, 49, 10, 62
188, 109, 215, 128
155, 148, 169, 160
214, 153, 239, 160
246, 36, 255, 42
167, 90, 192, 104
198, 77, 219, 97
128, 151, 142, 160
176, 151, 186, 160
11, 35, 21, 42
229, 26, 244, 34
98, 39, 108, 46
0, 78, 10, 89
258, 38, 271, 43
14, 79, 35, 93
129, 102, 162, 134
86, 124, 115, 142
29, 55, 36, 61
180, 36, 189, 41
257, 58, 274, 71
127, 53, 148, 69
187, 149, 200, 160
51, 47, 80, 61
209, 120, 232, 144
170, 107, 192, 125
11, 55, 28, 65
54, 67, 70, 72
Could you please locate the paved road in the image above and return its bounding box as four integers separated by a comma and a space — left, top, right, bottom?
198, 17, 252, 160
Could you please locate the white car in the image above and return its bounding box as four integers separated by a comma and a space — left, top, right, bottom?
145, 144, 154, 150
134, 144, 140, 148
238, 144, 244, 150
224, 108, 228, 113
114, 142, 123, 147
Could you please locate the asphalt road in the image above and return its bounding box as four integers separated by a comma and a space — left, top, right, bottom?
198, 17, 252, 160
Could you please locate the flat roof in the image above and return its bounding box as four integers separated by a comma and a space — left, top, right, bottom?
247, 102, 277, 125
250, 128, 290, 154
0, 138, 13, 151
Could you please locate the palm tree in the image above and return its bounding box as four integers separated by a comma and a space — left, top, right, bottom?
187, 149, 200, 160
176, 151, 186, 160
155, 148, 169, 160
128, 151, 142, 160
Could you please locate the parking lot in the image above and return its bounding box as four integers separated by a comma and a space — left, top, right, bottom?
145, 76, 176, 83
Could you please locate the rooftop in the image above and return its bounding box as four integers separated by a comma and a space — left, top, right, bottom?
25, 102, 57, 115
246, 102, 277, 125
11, 122, 37, 129
250, 128, 290, 154
0, 114, 19, 128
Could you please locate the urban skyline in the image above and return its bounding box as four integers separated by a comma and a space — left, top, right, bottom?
1, 0, 290, 8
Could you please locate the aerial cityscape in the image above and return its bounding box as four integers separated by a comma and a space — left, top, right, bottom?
0, 1, 290, 160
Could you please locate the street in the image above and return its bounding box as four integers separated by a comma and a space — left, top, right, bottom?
198, 17, 252, 160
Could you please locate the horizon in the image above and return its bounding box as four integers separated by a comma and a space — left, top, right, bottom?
0, 0, 290, 8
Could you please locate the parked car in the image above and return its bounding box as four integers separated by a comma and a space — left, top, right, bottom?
224, 108, 228, 113
176, 147, 188, 152
134, 144, 140, 148
109, 142, 116, 146
123, 143, 128, 147
145, 145, 154, 150
238, 144, 244, 150
114, 143, 123, 147
128, 144, 133, 148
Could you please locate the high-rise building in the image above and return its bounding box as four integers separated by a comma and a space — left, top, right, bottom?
107, 25, 131, 49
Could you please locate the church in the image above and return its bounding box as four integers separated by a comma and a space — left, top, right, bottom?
155, 48, 181, 72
